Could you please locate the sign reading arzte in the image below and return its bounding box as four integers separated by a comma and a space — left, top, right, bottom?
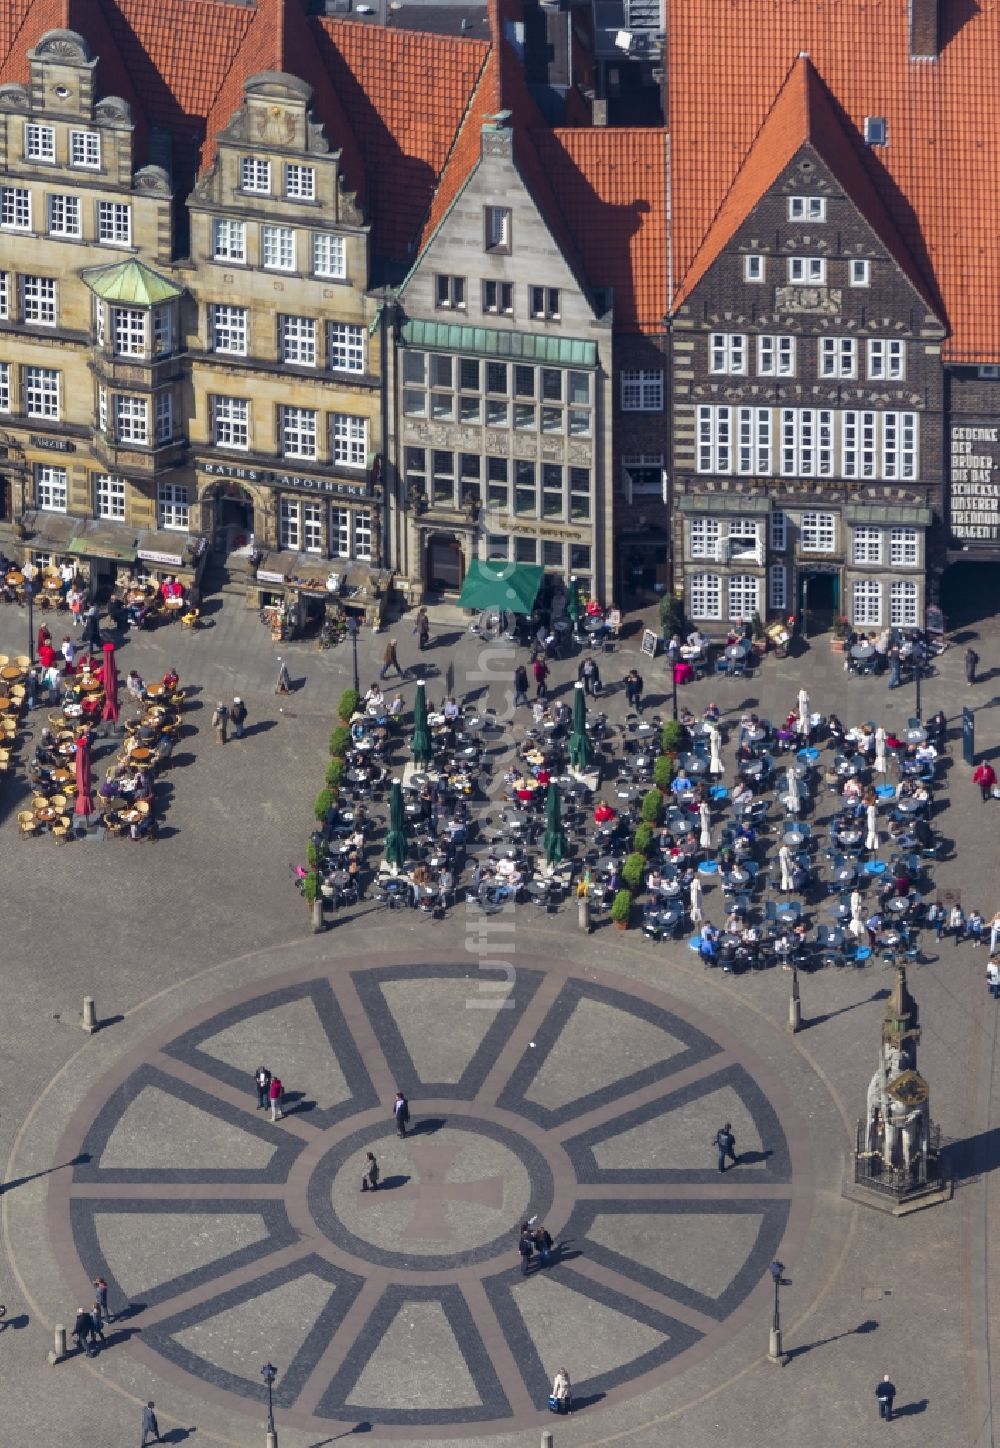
950, 425, 1000, 541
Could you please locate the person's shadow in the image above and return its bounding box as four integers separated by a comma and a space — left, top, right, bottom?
160, 1430, 197, 1444
892, 1400, 929, 1418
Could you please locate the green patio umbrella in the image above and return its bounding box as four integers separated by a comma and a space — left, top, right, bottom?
543, 782, 567, 867
566, 576, 582, 630
384, 780, 408, 872
411, 679, 432, 765
568, 681, 591, 770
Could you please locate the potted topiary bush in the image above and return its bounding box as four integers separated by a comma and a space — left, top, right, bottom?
622, 852, 646, 893
634, 823, 655, 856
661, 719, 685, 756
329, 725, 351, 758
653, 755, 674, 793
303, 869, 320, 905
610, 889, 633, 930
314, 787, 335, 822
338, 688, 361, 723
306, 838, 327, 870
325, 757, 344, 790
658, 591, 684, 640
640, 788, 662, 825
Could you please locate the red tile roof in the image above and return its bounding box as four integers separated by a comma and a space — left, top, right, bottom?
0, 0, 64, 85
674, 56, 940, 317
667, 0, 1000, 361
417, 44, 498, 253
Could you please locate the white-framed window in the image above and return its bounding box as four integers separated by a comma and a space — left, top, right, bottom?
354, 508, 373, 561
849, 259, 870, 287
529, 286, 560, 320
800, 510, 836, 553
744, 254, 765, 283
482, 280, 513, 315
0, 362, 9, 411
21, 276, 57, 326
152, 306, 174, 356
770, 510, 787, 551
728, 573, 760, 621
0, 272, 8, 318
485, 205, 511, 251
211, 395, 250, 449
788, 256, 826, 284
284, 164, 315, 200
48, 194, 81, 237
622, 455, 664, 501
25, 366, 59, 419
330, 505, 351, 558
768, 562, 787, 610
889, 579, 919, 626
279, 315, 316, 366
690, 571, 722, 621
155, 392, 174, 444
312, 233, 345, 278
710, 332, 747, 374
852, 526, 882, 564
70, 130, 101, 169
212, 218, 246, 263
24, 123, 55, 161
210, 304, 248, 355
780, 408, 833, 476
788, 195, 826, 221
35, 464, 67, 511
697, 405, 732, 473
853, 578, 882, 627
113, 306, 146, 356
621, 369, 663, 411
819, 336, 857, 378
95, 474, 126, 519
302, 500, 322, 552
978, 366, 1000, 379
262, 225, 295, 271
158, 482, 189, 531
435, 274, 465, 310
882, 411, 918, 480
1, 187, 31, 231
728, 517, 761, 561
889, 526, 919, 566
279, 498, 323, 553
98, 201, 131, 246
279, 406, 317, 459
240, 157, 271, 193
114, 394, 148, 444
867, 339, 906, 381
331, 413, 367, 468
98, 384, 107, 433
737, 407, 772, 474
689, 517, 721, 559
757, 335, 795, 376
328, 322, 364, 373
842, 410, 876, 478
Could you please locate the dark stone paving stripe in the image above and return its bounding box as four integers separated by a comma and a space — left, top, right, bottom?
474, 973, 565, 1105
460, 1277, 538, 1418
293, 1277, 385, 1417
334, 970, 406, 1108
575, 1180, 793, 1200
123, 1240, 312, 1328
151, 1052, 317, 1141
549, 1053, 735, 1143
567, 1255, 719, 1335
69, 1181, 288, 1199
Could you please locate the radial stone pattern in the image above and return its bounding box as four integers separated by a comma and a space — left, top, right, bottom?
53, 961, 800, 1434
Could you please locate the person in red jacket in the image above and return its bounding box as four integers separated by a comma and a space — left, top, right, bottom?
973, 760, 997, 802
533, 656, 548, 699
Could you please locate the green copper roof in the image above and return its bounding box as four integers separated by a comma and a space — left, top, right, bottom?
401, 319, 597, 367
83, 258, 184, 306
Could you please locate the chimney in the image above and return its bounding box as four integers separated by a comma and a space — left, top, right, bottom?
909, 0, 939, 59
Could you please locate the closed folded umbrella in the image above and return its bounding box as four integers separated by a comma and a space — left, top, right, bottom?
566, 577, 582, 631
101, 641, 119, 725
866, 801, 879, 853
543, 782, 566, 868
568, 681, 591, 770
779, 843, 793, 892
786, 766, 800, 814
699, 800, 711, 851
384, 780, 408, 873
797, 689, 810, 733
73, 732, 94, 816
709, 726, 723, 776
850, 888, 865, 938
874, 726, 887, 775
411, 680, 432, 765
689, 875, 703, 925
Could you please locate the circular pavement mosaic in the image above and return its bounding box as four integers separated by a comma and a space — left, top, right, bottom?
52, 961, 803, 1435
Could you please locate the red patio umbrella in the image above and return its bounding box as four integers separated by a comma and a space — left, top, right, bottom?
101, 641, 119, 724
74, 732, 94, 816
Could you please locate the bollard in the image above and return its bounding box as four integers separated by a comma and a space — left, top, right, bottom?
266, 1431, 278, 1448
768, 1327, 788, 1365
311, 897, 324, 934
48, 1323, 67, 1365
577, 895, 591, 934
541, 1433, 553, 1448
81, 997, 97, 1034
787, 995, 801, 1033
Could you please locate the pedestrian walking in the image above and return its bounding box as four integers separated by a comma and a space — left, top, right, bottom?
380, 638, 403, 680
141, 1399, 161, 1445
73, 1307, 98, 1357
533, 1223, 554, 1266
211, 700, 229, 744
966, 646, 980, 686
578, 654, 601, 697
715, 1122, 738, 1172
254, 1065, 272, 1110
947, 903, 965, 945
518, 1224, 534, 1275
887, 644, 901, 689
93, 1275, 110, 1324
268, 1074, 284, 1122
973, 760, 996, 801
81, 602, 102, 651
393, 1090, 410, 1137
866, 912, 882, 950
361, 1151, 379, 1192
230, 696, 248, 738
875, 1374, 896, 1422
926, 900, 945, 943
513, 663, 529, 708
549, 1368, 571, 1415
987, 959, 1000, 1000
624, 667, 644, 711
533, 656, 548, 699
275, 657, 291, 694
91, 1301, 107, 1345
414, 608, 430, 651
989, 910, 1000, 957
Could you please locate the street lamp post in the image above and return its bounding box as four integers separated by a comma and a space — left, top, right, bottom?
24, 577, 34, 666
768, 1259, 788, 1365
788, 957, 801, 1034
671, 659, 678, 722
347, 615, 360, 696
914, 654, 923, 722
261, 1362, 278, 1447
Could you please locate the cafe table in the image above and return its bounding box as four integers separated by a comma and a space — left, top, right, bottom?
0, 664, 24, 681
850, 644, 875, 661
782, 828, 806, 846
5, 571, 23, 586
895, 796, 924, 814
146, 682, 166, 699
34, 805, 57, 824
130, 746, 153, 764
904, 727, 927, 745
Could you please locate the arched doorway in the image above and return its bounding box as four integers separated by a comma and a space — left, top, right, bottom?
426, 533, 464, 594
207, 482, 255, 556
940, 558, 1000, 629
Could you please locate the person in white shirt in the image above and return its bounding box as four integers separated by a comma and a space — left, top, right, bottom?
987, 959, 1000, 999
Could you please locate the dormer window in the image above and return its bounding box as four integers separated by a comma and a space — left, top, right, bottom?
788, 196, 826, 222
285, 164, 315, 200
864, 116, 887, 147
24, 123, 55, 162
70, 129, 101, 169
484, 206, 511, 254
788, 256, 826, 284
240, 157, 271, 194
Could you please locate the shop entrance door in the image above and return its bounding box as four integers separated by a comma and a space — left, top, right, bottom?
798, 570, 839, 636
426, 534, 464, 593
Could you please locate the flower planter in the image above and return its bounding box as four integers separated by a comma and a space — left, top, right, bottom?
830, 639, 847, 653
613, 919, 629, 931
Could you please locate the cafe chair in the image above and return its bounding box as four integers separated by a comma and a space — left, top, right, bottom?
52, 816, 71, 842
13, 655, 29, 669
17, 810, 37, 838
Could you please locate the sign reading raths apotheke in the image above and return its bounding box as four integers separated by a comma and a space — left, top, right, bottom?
203, 462, 366, 498
950, 423, 1000, 541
